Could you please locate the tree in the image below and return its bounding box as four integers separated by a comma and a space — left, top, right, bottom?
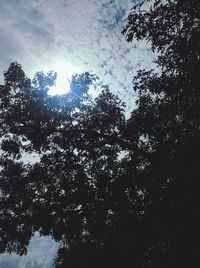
1, 0, 200, 267
122, 0, 200, 266
0, 63, 143, 267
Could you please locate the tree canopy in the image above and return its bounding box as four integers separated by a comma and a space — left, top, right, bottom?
121, 0, 200, 266
1, 0, 200, 267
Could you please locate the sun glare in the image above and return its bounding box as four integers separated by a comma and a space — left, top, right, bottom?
48, 61, 83, 95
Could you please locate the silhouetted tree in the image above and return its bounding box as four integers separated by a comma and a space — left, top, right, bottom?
1, 0, 200, 267
0, 63, 142, 267
122, 0, 200, 266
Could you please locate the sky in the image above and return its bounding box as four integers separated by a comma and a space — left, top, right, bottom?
0, 0, 155, 267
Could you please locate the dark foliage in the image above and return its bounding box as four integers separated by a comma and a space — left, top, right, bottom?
121, 0, 200, 266
0, 63, 139, 262
0, 0, 200, 267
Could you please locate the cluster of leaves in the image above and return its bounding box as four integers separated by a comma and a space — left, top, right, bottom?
121, 0, 200, 267
0, 63, 140, 261
1, 0, 200, 267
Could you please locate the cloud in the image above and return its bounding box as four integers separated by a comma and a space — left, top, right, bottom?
0, 27, 23, 65
0, 233, 59, 268
0, 0, 156, 113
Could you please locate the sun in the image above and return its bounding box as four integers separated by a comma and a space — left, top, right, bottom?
48, 61, 83, 95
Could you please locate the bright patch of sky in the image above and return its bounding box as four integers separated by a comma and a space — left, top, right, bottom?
0, 0, 155, 113
0, 0, 155, 266
0, 233, 59, 268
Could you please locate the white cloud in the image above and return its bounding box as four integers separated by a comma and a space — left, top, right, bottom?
0, 0, 156, 113
0, 233, 59, 268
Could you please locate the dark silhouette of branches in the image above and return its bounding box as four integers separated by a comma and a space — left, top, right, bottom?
1, 0, 200, 267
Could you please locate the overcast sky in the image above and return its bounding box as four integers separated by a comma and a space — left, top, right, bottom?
0, 0, 155, 267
